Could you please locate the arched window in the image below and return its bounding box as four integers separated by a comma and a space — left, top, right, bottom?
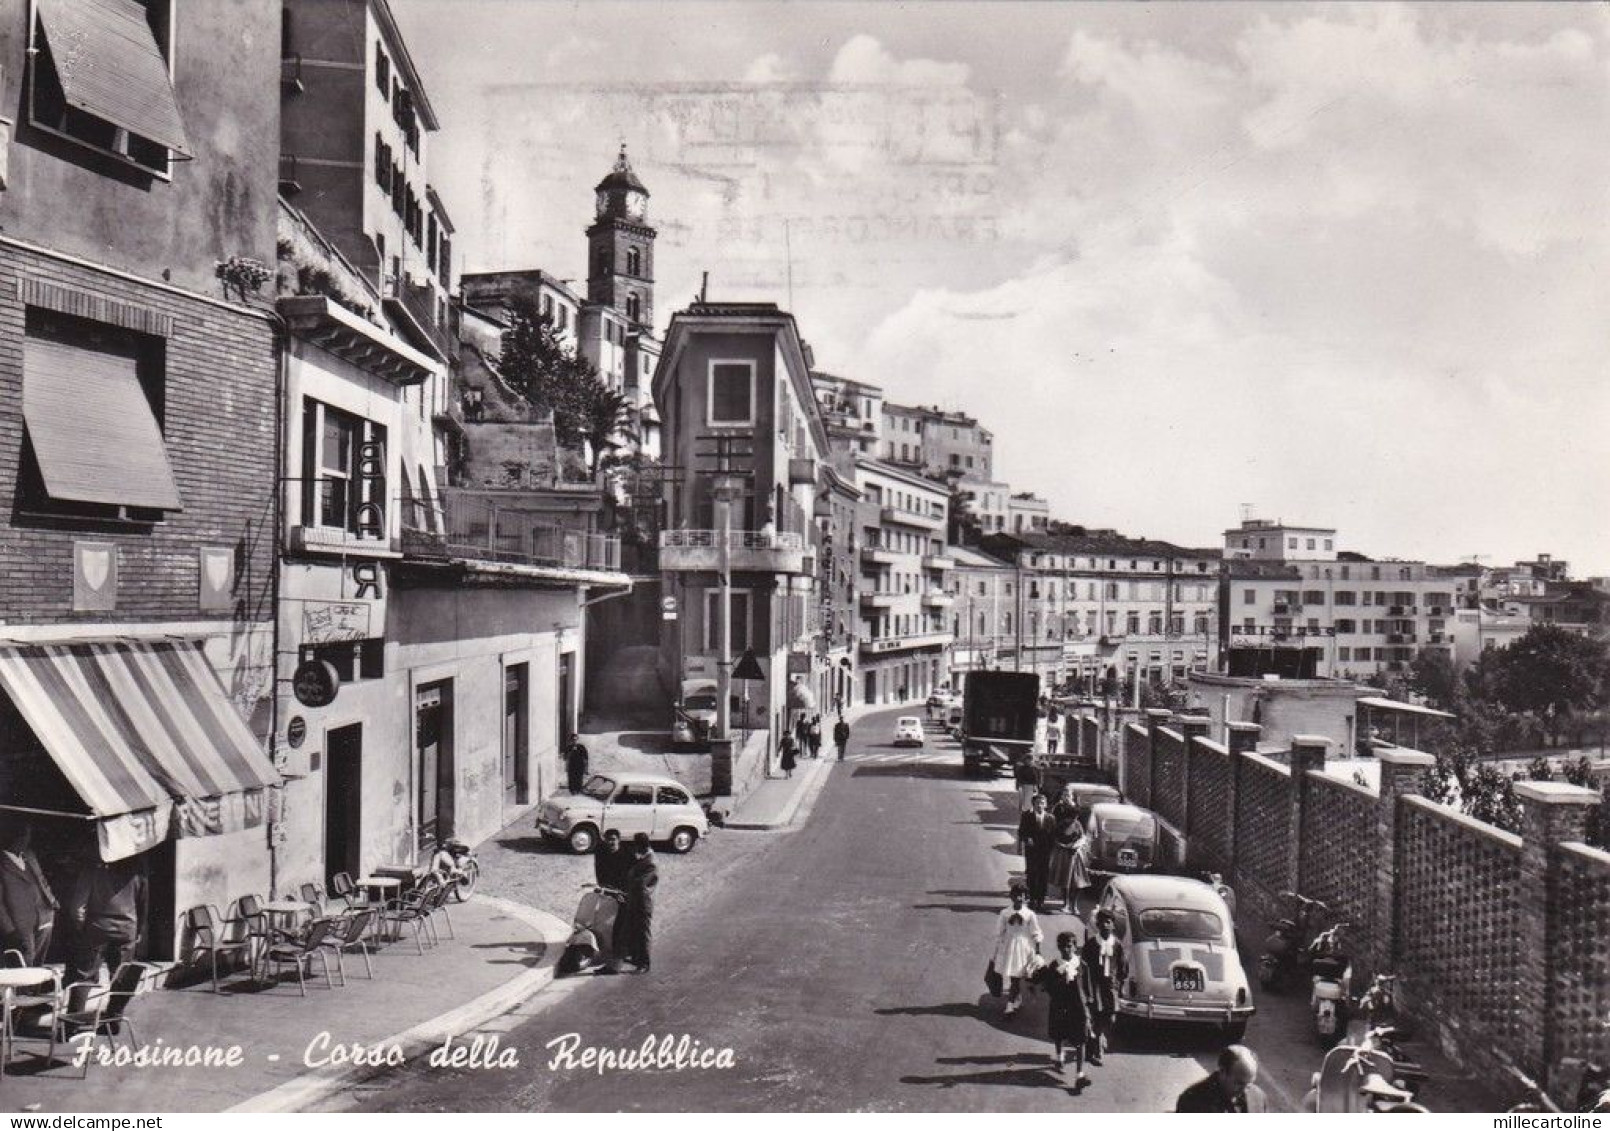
626, 292, 641, 322
626, 247, 641, 275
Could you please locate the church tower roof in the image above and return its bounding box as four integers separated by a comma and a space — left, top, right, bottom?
594, 143, 649, 197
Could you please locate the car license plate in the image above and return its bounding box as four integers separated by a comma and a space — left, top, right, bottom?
1117, 848, 1139, 868
1172, 968, 1204, 992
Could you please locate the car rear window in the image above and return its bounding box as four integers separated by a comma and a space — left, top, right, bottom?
898, 717, 921, 727
685, 694, 717, 711
1137, 907, 1223, 941
1097, 812, 1156, 839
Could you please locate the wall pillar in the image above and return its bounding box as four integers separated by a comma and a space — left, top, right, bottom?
1176, 715, 1212, 843
710, 737, 734, 797
1373, 747, 1434, 983
1224, 722, 1261, 880
1514, 780, 1600, 1083
1288, 735, 1330, 895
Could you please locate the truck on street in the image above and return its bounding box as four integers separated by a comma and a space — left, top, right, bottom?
960, 670, 1041, 776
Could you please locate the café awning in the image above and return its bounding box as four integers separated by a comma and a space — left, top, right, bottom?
0, 640, 279, 860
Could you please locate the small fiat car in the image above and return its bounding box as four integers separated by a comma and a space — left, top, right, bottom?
1098, 874, 1254, 1038
893, 716, 926, 746
1078, 802, 1166, 882
537, 772, 709, 855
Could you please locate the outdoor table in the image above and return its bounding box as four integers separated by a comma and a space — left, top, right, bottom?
263, 899, 314, 933
355, 876, 401, 904
0, 966, 56, 1077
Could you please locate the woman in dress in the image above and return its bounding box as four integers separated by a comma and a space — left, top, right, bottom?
1033, 930, 1094, 1086
990, 882, 1044, 1017
1048, 786, 1085, 912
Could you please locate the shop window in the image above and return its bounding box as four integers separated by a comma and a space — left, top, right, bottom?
300, 639, 384, 683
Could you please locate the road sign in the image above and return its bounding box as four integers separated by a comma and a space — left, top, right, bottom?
662, 595, 677, 621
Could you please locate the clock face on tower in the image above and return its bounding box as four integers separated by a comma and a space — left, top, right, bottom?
626, 191, 647, 220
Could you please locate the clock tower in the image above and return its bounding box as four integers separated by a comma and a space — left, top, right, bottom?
586, 144, 656, 328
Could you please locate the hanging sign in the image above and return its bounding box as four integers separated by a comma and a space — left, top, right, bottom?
292, 659, 341, 708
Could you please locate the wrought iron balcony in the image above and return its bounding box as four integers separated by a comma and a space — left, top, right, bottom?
658, 529, 807, 574
404, 492, 620, 573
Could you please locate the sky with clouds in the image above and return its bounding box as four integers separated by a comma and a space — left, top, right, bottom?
395, 1, 1610, 572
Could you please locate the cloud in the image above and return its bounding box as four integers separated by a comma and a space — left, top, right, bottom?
828, 33, 971, 86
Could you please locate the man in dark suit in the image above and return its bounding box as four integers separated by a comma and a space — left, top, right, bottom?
593, 829, 630, 891
565, 740, 590, 794
619, 833, 659, 973
1017, 792, 1057, 911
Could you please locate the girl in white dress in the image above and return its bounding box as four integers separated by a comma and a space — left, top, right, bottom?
991, 883, 1044, 1015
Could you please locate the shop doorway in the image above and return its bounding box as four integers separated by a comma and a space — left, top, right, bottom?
416, 682, 454, 850
504, 663, 529, 805
138, 840, 175, 962
324, 723, 362, 884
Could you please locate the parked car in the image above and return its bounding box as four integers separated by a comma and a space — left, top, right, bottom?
537, 772, 709, 854
1074, 801, 1174, 887
893, 716, 925, 747
926, 688, 957, 710
1056, 781, 1123, 824
1097, 873, 1254, 1039
945, 703, 965, 734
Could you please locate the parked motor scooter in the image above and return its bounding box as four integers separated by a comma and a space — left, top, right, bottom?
1259, 891, 1329, 991
1301, 1026, 1430, 1112
1307, 922, 1352, 1043
558, 883, 625, 975
1344, 974, 1427, 1091
1505, 1061, 1610, 1113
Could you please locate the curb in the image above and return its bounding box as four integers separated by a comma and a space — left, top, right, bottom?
226, 894, 571, 1114
723, 756, 834, 830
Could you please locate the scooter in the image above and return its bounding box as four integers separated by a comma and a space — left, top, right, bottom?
433, 837, 481, 902
1307, 922, 1352, 1043
1301, 1027, 1429, 1112
557, 883, 625, 976
1259, 891, 1329, 991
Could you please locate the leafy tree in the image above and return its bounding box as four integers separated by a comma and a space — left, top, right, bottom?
575, 382, 638, 476
496, 296, 597, 446
1587, 790, 1610, 852
937, 470, 981, 546
1420, 755, 1459, 806
1461, 762, 1522, 833
1563, 756, 1596, 789
1527, 755, 1554, 782
1409, 649, 1460, 711
1488, 625, 1610, 745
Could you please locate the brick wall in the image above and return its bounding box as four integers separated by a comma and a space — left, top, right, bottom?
0, 246, 277, 632
1550, 842, 1610, 1069
1152, 726, 1187, 829
1235, 754, 1292, 924
1122, 722, 1151, 808
1300, 771, 1377, 948
1397, 796, 1523, 1073
1187, 738, 1233, 873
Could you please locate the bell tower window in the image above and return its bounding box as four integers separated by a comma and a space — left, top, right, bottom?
626, 247, 641, 276
626, 293, 642, 323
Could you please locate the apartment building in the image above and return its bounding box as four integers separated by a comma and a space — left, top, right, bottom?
654, 302, 830, 741
0, 0, 283, 956
813, 372, 884, 458
945, 545, 1015, 678
983, 532, 1221, 689
855, 460, 954, 706
1008, 492, 1050, 535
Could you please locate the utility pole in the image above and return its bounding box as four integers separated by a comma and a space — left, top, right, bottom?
713, 477, 737, 741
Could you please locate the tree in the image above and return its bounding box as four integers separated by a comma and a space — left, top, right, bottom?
1563, 756, 1595, 788
1461, 762, 1522, 833
496, 296, 598, 446
938, 470, 982, 546
1408, 649, 1460, 711
1526, 755, 1554, 782
575, 381, 637, 476
1488, 625, 1610, 745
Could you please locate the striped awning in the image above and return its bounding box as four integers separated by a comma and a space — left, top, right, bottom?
0, 640, 279, 860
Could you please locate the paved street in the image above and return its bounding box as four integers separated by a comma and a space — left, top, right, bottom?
315, 707, 1326, 1113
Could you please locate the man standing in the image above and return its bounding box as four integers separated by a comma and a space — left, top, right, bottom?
67, 854, 146, 985
619, 833, 659, 973
1176, 1045, 1268, 1112
833, 716, 851, 761
565, 739, 590, 794
593, 829, 630, 891
0, 824, 57, 964
1017, 793, 1057, 912
806, 715, 823, 759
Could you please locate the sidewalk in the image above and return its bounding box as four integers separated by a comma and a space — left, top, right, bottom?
723, 754, 834, 830
0, 895, 569, 1114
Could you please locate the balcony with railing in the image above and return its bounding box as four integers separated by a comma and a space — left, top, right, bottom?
923, 591, 955, 609
861, 546, 899, 567
659, 528, 807, 574
881, 503, 945, 531
923, 554, 955, 571
859, 591, 898, 610
403, 490, 620, 574
382, 275, 452, 363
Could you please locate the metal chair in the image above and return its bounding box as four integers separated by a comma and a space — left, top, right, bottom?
318, 907, 378, 984
298, 881, 329, 916
378, 886, 436, 954
329, 872, 363, 909
181, 906, 256, 993
421, 877, 456, 941
49, 961, 156, 1076
259, 918, 337, 996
